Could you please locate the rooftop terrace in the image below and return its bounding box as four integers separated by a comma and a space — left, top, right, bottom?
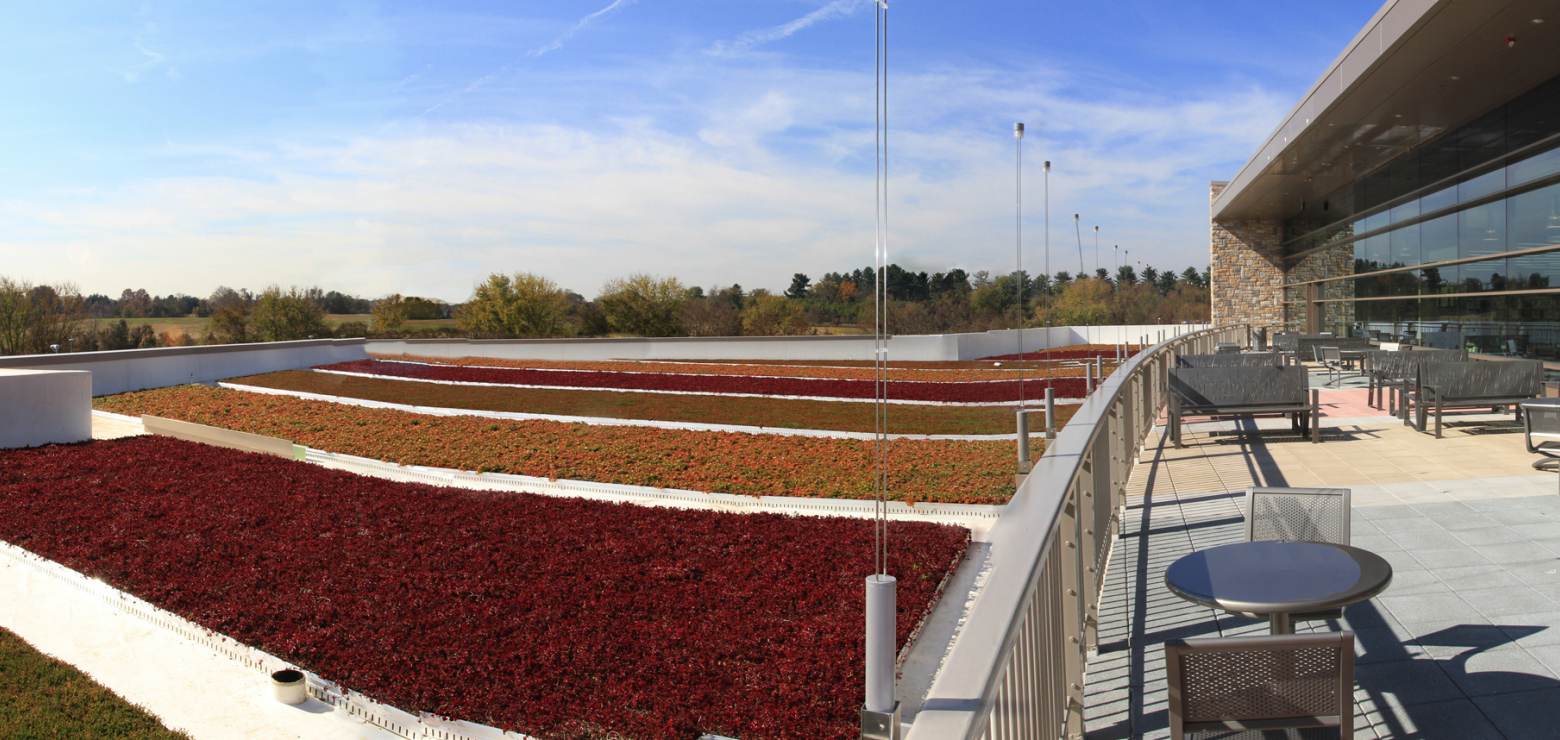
1085, 372, 1560, 739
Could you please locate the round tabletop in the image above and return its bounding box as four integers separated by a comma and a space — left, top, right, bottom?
1164, 540, 1393, 616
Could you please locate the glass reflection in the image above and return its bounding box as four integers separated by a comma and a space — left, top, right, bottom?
1458, 169, 1505, 202
1509, 182, 1560, 251
1458, 259, 1508, 293
1459, 202, 1506, 259
1510, 145, 1560, 186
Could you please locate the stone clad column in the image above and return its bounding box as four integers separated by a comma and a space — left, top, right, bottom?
1209, 182, 1286, 337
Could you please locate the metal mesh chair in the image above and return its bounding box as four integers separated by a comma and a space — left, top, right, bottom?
1522, 398, 1560, 473
1246, 487, 1350, 544
1314, 346, 1344, 387
1239, 487, 1351, 624
1166, 632, 1355, 740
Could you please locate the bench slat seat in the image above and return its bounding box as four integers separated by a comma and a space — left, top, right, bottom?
1414, 360, 1543, 438
1168, 366, 1317, 447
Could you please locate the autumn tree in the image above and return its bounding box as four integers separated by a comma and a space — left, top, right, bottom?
456, 273, 573, 337
372, 294, 410, 331
250, 285, 329, 342
741, 295, 811, 336
598, 273, 687, 337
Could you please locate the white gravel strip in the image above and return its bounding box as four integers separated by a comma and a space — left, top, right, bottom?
312, 368, 1085, 407
371, 357, 1078, 385
89, 412, 1003, 532
219, 382, 1021, 441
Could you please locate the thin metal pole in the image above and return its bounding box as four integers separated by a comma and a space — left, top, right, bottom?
1094, 225, 1099, 276
1074, 214, 1084, 278
1015, 122, 1024, 407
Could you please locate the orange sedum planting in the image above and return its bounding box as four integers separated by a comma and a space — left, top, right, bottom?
96, 385, 1034, 505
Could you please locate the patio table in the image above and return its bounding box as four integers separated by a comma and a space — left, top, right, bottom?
1164, 540, 1392, 634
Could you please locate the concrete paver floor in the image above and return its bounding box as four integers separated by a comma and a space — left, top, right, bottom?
1086, 390, 1560, 739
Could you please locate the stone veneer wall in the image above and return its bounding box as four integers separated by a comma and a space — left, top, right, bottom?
1286, 242, 1357, 335
1209, 182, 1286, 337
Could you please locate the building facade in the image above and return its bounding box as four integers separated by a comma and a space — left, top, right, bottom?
1211, 0, 1560, 358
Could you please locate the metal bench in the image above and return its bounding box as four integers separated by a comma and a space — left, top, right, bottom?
1175, 353, 1282, 368
1167, 366, 1318, 447
1363, 348, 1466, 412
1414, 360, 1543, 438
1215, 342, 1242, 354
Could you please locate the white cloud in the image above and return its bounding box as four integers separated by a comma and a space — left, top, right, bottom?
528, 0, 639, 58
1, 62, 1284, 300
709, 0, 866, 56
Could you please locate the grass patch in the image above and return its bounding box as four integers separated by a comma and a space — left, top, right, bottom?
231, 370, 1077, 435
0, 626, 191, 740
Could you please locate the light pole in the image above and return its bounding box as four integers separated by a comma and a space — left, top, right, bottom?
1015, 121, 1025, 368
1074, 214, 1084, 278
1114, 244, 1120, 276
1093, 225, 1100, 275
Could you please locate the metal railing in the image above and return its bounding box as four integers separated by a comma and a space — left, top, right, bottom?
907, 324, 1246, 740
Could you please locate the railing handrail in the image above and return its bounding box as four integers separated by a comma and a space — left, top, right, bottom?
908, 324, 1241, 740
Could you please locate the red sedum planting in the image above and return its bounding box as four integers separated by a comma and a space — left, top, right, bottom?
321, 359, 1086, 402
0, 437, 968, 740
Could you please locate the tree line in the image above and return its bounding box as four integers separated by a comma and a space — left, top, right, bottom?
0, 261, 1210, 355
450, 263, 1211, 339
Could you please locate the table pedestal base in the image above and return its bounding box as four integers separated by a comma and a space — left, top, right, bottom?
1269, 612, 1293, 634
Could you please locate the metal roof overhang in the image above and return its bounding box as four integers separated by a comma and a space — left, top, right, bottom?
1211, 0, 1560, 223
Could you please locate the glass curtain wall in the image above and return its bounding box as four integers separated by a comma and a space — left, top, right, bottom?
1281, 72, 1560, 358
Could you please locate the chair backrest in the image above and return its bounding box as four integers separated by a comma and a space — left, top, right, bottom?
1322, 346, 1343, 363
1371, 348, 1468, 382
1297, 336, 1369, 358
1273, 334, 1302, 353
1168, 366, 1308, 407
1166, 632, 1355, 740
1523, 399, 1560, 451
1420, 360, 1543, 400
1176, 353, 1282, 368
1380, 342, 1401, 351
1246, 486, 1350, 544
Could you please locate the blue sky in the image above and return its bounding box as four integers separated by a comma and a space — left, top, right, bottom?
1, 1, 1380, 301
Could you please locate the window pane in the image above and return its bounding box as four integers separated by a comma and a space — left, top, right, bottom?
1459, 201, 1507, 259
1391, 200, 1421, 224
1422, 213, 1457, 263
1509, 250, 1560, 290
1509, 182, 1560, 250
1421, 264, 1459, 294
1390, 222, 1420, 266
1363, 211, 1390, 233
1458, 169, 1505, 202
1421, 184, 1457, 213
1360, 234, 1390, 270
1458, 259, 1507, 292
1509, 145, 1560, 185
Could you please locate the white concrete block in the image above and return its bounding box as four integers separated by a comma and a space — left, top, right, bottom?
0, 369, 91, 449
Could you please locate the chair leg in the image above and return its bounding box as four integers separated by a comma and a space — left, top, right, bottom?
1435, 395, 1443, 439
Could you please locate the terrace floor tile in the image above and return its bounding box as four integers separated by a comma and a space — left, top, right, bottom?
1084, 418, 1560, 739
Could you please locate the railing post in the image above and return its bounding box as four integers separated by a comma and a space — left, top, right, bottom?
1016, 409, 1032, 480
1045, 388, 1056, 439
1062, 479, 1086, 740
